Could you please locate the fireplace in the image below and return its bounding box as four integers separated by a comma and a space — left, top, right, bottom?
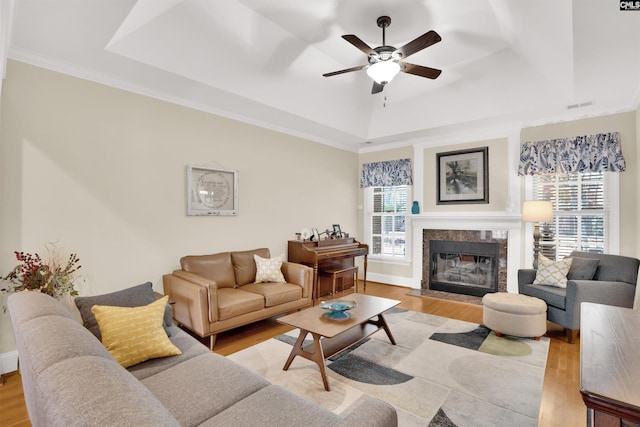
429, 240, 499, 297
421, 228, 509, 296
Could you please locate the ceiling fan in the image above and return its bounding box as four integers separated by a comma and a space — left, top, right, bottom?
323, 16, 442, 94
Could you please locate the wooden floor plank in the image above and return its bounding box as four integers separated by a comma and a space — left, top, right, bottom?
0, 282, 584, 426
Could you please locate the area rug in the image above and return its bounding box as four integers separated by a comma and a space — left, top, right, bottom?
227, 308, 549, 427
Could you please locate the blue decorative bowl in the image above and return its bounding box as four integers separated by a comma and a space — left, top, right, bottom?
319, 299, 357, 312
323, 310, 350, 320
319, 300, 357, 320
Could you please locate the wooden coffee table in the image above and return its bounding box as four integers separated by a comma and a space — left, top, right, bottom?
277, 293, 400, 391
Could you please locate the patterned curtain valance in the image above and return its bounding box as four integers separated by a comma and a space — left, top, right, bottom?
518, 132, 626, 176
360, 158, 413, 188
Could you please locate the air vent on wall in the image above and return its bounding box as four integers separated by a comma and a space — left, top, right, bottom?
567, 101, 593, 110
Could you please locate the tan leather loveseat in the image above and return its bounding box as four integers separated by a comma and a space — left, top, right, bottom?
163, 248, 313, 349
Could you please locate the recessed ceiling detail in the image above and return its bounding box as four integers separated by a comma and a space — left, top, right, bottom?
4, 0, 640, 150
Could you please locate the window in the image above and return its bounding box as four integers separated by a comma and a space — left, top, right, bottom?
532, 172, 609, 259
366, 185, 407, 259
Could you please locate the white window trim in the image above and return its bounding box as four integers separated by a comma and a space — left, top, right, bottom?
363, 186, 411, 264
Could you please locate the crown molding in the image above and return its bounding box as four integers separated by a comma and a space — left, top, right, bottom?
7, 48, 362, 153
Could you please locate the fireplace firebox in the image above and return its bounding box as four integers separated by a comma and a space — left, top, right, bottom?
429, 240, 499, 297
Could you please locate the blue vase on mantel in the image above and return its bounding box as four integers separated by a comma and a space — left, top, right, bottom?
411, 201, 420, 215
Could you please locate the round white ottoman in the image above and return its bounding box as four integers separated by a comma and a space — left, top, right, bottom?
482, 293, 547, 340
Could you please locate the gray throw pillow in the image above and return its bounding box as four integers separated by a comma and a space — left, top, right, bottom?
567, 256, 599, 280
75, 282, 173, 341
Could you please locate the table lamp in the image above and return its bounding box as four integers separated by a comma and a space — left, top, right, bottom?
522, 200, 554, 269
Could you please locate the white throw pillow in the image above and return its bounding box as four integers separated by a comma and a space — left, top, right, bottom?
254, 254, 286, 283
533, 254, 573, 288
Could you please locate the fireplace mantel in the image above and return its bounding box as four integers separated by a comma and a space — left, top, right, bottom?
410, 212, 522, 230
410, 212, 522, 293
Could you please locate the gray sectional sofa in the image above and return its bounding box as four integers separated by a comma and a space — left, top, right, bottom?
8, 291, 397, 426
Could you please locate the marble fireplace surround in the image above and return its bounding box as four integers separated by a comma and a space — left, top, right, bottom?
411, 213, 522, 294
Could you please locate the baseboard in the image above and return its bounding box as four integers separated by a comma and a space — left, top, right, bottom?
1, 350, 19, 375
365, 272, 420, 289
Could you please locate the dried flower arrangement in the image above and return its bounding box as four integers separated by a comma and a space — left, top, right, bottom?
1, 245, 82, 311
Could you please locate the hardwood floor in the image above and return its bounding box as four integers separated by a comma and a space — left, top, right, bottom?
0, 282, 585, 426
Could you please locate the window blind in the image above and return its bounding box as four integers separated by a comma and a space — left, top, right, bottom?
533, 172, 607, 258
370, 186, 407, 257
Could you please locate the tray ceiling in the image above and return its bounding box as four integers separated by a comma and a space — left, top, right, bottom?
3, 0, 640, 151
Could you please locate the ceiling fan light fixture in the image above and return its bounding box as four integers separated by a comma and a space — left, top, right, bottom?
367, 60, 401, 84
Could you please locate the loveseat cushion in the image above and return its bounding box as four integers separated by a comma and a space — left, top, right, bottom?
240, 282, 303, 307
127, 327, 210, 380
520, 283, 566, 310
39, 356, 180, 426
141, 353, 270, 426
203, 384, 341, 427
217, 288, 265, 320
75, 282, 173, 339
232, 248, 270, 286
181, 252, 236, 288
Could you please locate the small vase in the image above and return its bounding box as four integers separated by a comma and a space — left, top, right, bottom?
411, 201, 420, 215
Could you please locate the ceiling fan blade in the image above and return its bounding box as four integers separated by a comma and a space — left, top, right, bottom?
342, 34, 377, 57
371, 81, 385, 94
401, 62, 442, 79
323, 65, 367, 77
396, 30, 441, 59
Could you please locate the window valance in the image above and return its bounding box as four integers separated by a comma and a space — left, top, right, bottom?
518, 132, 626, 176
360, 158, 413, 188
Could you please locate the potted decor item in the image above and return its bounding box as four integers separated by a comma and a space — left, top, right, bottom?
1, 245, 82, 312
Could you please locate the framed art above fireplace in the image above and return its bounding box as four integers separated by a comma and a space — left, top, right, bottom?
436, 147, 489, 205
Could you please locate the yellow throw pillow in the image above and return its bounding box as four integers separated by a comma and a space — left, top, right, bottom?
91, 296, 181, 368
253, 254, 286, 283
533, 254, 573, 288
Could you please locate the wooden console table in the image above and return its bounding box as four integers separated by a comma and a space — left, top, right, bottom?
580, 303, 640, 427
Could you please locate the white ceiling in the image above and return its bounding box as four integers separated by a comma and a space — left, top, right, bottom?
2, 0, 640, 151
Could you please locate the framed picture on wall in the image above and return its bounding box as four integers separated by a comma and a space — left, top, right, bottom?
436, 147, 489, 204
187, 165, 238, 216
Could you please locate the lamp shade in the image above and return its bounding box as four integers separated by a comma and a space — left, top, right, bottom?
522, 201, 553, 222
366, 60, 401, 84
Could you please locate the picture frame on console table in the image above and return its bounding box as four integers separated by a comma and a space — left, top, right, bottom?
436, 147, 489, 205
187, 165, 238, 216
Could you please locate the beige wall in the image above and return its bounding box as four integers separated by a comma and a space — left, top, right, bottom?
0, 60, 359, 356
422, 138, 510, 212
357, 140, 511, 283
521, 111, 637, 257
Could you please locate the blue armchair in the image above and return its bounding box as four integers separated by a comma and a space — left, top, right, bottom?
518, 251, 639, 343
